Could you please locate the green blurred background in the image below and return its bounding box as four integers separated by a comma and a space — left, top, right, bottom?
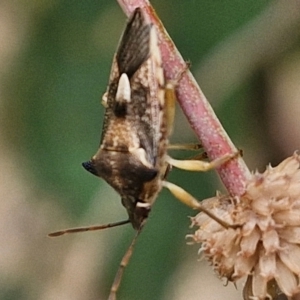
1, 1, 300, 299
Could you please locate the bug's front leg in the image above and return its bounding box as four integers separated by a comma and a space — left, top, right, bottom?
162, 181, 238, 229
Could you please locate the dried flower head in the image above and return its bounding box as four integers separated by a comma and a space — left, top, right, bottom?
189, 153, 300, 300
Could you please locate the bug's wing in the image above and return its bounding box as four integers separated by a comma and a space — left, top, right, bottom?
99, 9, 151, 146
100, 8, 165, 167
116, 8, 151, 78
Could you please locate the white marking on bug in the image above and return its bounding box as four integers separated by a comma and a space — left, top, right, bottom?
136, 202, 151, 208
102, 91, 108, 107
116, 73, 131, 103
129, 147, 152, 168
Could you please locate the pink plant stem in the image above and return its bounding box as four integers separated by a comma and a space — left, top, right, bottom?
117, 0, 250, 196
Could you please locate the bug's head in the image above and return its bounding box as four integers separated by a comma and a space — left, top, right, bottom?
82, 161, 98, 176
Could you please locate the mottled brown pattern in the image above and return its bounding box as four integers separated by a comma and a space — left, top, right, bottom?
83, 8, 168, 229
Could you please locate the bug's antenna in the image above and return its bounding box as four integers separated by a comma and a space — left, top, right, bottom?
108, 225, 144, 300
48, 219, 131, 237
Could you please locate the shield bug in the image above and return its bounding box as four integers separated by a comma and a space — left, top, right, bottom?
49, 7, 237, 299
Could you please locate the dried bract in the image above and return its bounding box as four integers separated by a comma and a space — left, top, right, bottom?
190, 153, 300, 300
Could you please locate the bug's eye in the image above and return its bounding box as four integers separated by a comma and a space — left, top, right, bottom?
82, 161, 98, 176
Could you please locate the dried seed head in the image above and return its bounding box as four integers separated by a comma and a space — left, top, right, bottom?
190, 153, 300, 299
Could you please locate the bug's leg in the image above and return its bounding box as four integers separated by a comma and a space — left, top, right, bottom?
163, 64, 239, 229
167, 143, 202, 151
168, 144, 208, 162
166, 151, 239, 172
108, 226, 143, 300
164, 80, 176, 136
162, 181, 236, 229
163, 61, 240, 171
164, 63, 190, 135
